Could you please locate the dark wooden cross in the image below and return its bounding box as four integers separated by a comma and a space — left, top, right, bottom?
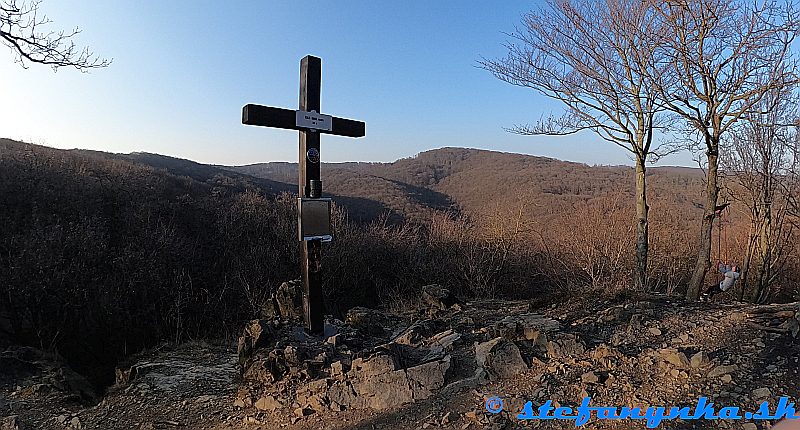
241, 55, 365, 333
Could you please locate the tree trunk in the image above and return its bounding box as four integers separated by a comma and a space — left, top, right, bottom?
634, 159, 649, 291
750, 204, 772, 303
687, 146, 719, 300
739, 221, 756, 301
0, 294, 14, 344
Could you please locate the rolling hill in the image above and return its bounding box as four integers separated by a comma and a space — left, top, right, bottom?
227, 147, 707, 225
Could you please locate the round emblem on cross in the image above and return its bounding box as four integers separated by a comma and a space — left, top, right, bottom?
307, 148, 320, 164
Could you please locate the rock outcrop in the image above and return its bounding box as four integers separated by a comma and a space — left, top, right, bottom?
475, 338, 527, 379
261, 280, 305, 322
237, 307, 459, 412
420, 284, 462, 311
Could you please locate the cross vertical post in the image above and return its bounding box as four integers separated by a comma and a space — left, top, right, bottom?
298, 56, 324, 334
241, 55, 365, 335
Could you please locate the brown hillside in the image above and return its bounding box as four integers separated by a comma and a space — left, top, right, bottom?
228, 147, 708, 226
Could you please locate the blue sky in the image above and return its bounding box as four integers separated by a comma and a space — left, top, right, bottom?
0, 1, 694, 166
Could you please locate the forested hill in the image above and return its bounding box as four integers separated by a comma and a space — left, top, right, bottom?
229, 147, 706, 223
0, 138, 301, 386
0, 139, 707, 226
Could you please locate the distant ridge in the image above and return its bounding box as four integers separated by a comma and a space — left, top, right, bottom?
226, 147, 705, 223
1, 138, 705, 224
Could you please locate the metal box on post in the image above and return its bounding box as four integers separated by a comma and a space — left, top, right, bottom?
298, 198, 332, 242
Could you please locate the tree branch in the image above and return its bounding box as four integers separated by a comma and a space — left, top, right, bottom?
0, 0, 110, 71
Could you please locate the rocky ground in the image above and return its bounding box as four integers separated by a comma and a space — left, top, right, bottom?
1, 286, 799, 430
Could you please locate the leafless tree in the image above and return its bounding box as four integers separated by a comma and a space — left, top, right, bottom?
650, 0, 798, 300
1, 0, 110, 71
722, 88, 798, 303
480, 0, 670, 291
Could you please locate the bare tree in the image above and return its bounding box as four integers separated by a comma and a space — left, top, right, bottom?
651, 0, 798, 300
480, 0, 670, 291
1, 0, 110, 71
722, 88, 798, 303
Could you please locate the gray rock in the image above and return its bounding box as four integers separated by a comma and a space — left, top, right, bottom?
346, 307, 404, 337
420, 330, 462, 363
57, 366, 99, 404
784, 317, 800, 338
330, 361, 346, 377
326, 381, 360, 409
581, 371, 599, 384
547, 334, 586, 359
707, 364, 738, 378
237, 320, 274, 367
254, 395, 282, 412
599, 305, 628, 322
350, 354, 396, 377
751, 387, 771, 399
293, 407, 314, 417
627, 314, 643, 333
354, 369, 414, 409
0, 416, 21, 430
261, 280, 304, 321
429, 329, 461, 350
392, 319, 448, 346
337, 354, 451, 410
323, 321, 339, 338
658, 349, 690, 368
421, 284, 461, 311
690, 351, 710, 369
476, 338, 527, 379
407, 355, 451, 398
283, 345, 305, 367
441, 411, 458, 425
490, 314, 559, 346
306, 378, 330, 395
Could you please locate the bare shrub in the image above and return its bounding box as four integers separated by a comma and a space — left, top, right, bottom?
648, 199, 698, 295
541, 195, 633, 292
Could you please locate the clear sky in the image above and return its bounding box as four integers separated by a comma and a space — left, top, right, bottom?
0, 1, 694, 167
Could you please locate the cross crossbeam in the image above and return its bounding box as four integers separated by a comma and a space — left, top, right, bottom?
242, 105, 365, 138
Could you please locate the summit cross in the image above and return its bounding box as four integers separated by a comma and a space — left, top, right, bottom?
242, 55, 365, 333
